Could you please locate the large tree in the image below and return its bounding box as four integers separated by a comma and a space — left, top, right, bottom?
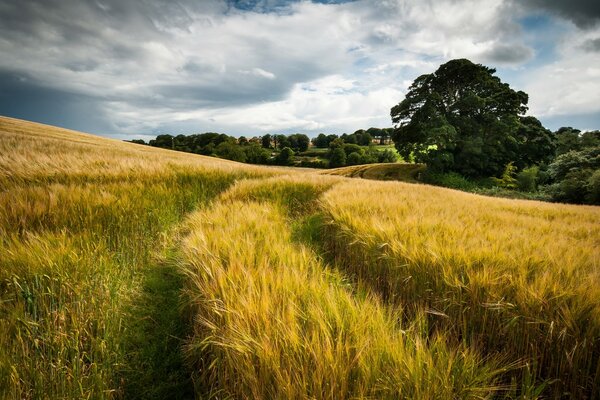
390, 59, 550, 177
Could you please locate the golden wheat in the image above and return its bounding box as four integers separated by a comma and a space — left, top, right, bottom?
319, 179, 600, 397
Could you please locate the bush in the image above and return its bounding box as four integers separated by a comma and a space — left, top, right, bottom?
423, 171, 477, 191
275, 147, 295, 166
588, 170, 600, 204
215, 141, 247, 163
329, 147, 347, 168
346, 152, 364, 166
517, 166, 539, 192
492, 162, 518, 189
378, 149, 399, 163
343, 143, 363, 156
298, 160, 328, 169
244, 144, 271, 164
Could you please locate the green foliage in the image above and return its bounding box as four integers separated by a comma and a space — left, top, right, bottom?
377, 149, 399, 163
588, 169, 600, 204
287, 133, 310, 152
329, 137, 345, 149
343, 143, 362, 156
261, 134, 272, 149
275, 147, 295, 166
299, 159, 328, 169
516, 166, 539, 192
215, 141, 247, 162
346, 151, 363, 166
543, 146, 600, 204
244, 144, 271, 164
329, 147, 347, 168
554, 127, 600, 155
422, 171, 477, 191
493, 162, 518, 189
390, 59, 553, 177
312, 133, 329, 148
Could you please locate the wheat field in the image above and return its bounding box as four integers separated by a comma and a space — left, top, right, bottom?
1, 116, 599, 399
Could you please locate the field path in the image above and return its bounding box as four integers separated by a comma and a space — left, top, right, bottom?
119, 250, 194, 399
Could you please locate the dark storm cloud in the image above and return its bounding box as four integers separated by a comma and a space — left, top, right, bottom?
582, 38, 600, 52
520, 0, 600, 28
483, 43, 534, 64
0, 72, 115, 134
0, 0, 326, 133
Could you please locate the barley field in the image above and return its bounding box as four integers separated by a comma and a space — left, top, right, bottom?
1, 116, 599, 399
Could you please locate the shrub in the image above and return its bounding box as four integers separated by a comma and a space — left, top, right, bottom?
346, 152, 364, 166
517, 166, 539, 192
423, 171, 477, 191
275, 147, 295, 166
492, 162, 518, 189
587, 169, 600, 204
329, 147, 347, 168
378, 149, 399, 163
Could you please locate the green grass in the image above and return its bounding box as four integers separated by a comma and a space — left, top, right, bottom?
118, 246, 194, 399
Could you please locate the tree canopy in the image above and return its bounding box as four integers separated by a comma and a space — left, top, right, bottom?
391, 59, 552, 177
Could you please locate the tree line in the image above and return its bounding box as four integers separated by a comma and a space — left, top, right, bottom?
128, 128, 397, 168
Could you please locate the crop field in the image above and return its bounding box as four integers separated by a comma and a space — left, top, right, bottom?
1, 116, 599, 399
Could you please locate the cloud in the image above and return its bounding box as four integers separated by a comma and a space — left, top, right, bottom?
582, 38, 600, 52
484, 43, 534, 64
519, 0, 600, 29
522, 28, 600, 118
0, 0, 598, 136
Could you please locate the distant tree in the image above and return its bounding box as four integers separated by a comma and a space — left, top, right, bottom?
329, 138, 345, 149
358, 132, 373, 146
329, 147, 347, 168
326, 134, 339, 146
274, 134, 290, 150
346, 152, 363, 166
149, 134, 174, 149
554, 127, 600, 155
341, 133, 357, 144
128, 139, 146, 145
295, 134, 310, 152
244, 144, 271, 164
391, 58, 531, 177
514, 116, 556, 169
543, 146, 600, 204
276, 147, 295, 166
215, 141, 247, 163
288, 134, 299, 151
581, 130, 600, 149
262, 134, 272, 149
367, 127, 385, 144
343, 143, 362, 156
238, 136, 249, 146
313, 133, 329, 148
554, 127, 581, 155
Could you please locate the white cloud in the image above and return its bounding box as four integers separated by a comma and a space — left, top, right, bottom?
0, 0, 598, 136
522, 26, 600, 117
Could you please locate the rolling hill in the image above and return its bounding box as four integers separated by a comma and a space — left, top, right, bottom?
1, 116, 599, 399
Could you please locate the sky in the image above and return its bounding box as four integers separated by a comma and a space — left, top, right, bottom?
0, 0, 599, 140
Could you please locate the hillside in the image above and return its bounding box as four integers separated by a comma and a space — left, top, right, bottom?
1, 117, 599, 399
321, 162, 426, 182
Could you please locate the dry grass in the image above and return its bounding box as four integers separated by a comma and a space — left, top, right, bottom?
319, 180, 600, 397
0, 117, 275, 398
321, 162, 426, 183
180, 183, 503, 399
2, 116, 598, 399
